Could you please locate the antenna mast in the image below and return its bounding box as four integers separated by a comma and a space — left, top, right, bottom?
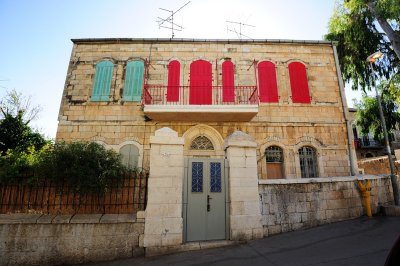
226, 20, 255, 40
157, 1, 191, 38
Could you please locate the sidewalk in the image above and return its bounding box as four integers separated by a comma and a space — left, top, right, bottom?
84, 216, 400, 266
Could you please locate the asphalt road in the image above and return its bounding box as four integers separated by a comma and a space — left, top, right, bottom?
85, 216, 400, 266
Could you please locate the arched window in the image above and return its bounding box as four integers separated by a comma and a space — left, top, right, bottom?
190, 136, 214, 150
222, 61, 235, 102
123, 60, 144, 101
299, 146, 318, 178
258, 61, 278, 103
120, 144, 140, 170
288, 62, 311, 103
167, 60, 180, 102
91, 60, 114, 101
265, 146, 284, 179
189, 60, 212, 105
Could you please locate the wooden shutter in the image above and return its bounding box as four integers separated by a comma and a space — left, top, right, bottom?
222, 61, 235, 102
120, 144, 139, 169
123, 60, 144, 101
189, 60, 212, 105
167, 60, 180, 102
288, 62, 311, 104
258, 61, 278, 103
92, 60, 114, 101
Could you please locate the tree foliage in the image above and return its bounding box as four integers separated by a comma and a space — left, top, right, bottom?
355, 82, 400, 141
0, 112, 47, 154
0, 90, 46, 154
0, 89, 41, 123
325, 0, 400, 91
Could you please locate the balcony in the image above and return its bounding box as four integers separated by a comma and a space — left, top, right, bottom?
142, 85, 259, 121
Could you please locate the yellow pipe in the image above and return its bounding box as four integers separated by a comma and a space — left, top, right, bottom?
357, 179, 372, 218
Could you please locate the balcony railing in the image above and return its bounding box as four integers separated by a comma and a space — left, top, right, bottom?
143, 85, 258, 106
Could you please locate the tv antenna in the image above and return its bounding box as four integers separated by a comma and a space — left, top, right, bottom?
226, 20, 255, 40
157, 1, 191, 38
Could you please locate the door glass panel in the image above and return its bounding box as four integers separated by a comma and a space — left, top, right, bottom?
191, 162, 203, 192
210, 162, 221, 192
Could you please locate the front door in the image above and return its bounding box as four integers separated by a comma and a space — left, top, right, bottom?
185, 158, 226, 242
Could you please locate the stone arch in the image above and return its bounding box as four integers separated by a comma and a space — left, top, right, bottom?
259, 137, 290, 179
115, 140, 144, 170
293, 136, 324, 178
183, 124, 224, 158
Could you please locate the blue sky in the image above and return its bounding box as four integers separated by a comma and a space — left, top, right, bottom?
0, 0, 361, 138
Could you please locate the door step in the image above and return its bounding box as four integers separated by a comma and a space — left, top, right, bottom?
145, 240, 237, 257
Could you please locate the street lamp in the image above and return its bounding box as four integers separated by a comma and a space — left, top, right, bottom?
367, 51, 399, 205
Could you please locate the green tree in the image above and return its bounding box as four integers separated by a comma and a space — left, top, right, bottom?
355, 82, 400, 142
325, 0, 400, 91
0, 90, 47, 154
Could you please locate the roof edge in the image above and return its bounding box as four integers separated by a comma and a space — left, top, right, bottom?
71, 38, 338, 45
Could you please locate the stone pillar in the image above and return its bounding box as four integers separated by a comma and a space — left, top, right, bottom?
224, 131, 263, 240
143, 127, 184, 250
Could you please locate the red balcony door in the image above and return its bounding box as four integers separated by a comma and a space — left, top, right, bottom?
222, 61, 235, 102
190, 60, 212, 105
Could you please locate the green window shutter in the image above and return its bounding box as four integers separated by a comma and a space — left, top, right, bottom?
91, 60, 114, 101
123, 60, 144, 101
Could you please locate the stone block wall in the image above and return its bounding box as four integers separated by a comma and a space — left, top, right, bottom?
0, 214, 144, 266
259, 176, 394, 236
56, 39, 353, 179
358, 156, 400, 175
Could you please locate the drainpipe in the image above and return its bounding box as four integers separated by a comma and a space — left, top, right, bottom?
332, 43, 357, 176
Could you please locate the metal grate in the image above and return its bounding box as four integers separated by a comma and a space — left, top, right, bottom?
299, 146, 318, 178
210, 162, 222, 192
190, 136, 214, 150
266, 146, 283, 162
191, 162, 203, 192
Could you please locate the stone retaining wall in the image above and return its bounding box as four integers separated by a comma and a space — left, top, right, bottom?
358, 156, 400, 175
0, 213, 145, 266
259, 175, 394, 236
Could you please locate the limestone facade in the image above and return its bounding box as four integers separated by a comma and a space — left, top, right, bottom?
57, 38, 353, 179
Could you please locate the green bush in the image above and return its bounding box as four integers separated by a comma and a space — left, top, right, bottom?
37, 141, 126, 195
0, 141, 127, 195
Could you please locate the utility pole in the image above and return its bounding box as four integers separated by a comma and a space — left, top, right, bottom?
367, 51, 400, 205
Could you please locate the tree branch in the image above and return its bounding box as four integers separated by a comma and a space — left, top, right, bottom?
365, 0, 400, 59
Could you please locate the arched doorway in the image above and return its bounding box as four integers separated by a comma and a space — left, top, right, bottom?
183, 126, 227, 242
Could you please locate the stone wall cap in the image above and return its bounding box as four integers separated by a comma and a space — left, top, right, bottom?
0, 213, 139, 224
155, 127, 178, 137
70, 214, 103, 223
150, 136, 184, 145
259, 174, 390, 185
0, 213, 42, 224
224, 131, 257, 149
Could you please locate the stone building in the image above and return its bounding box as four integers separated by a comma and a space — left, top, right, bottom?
56, 38, 357, 248
348, 107, 400, 159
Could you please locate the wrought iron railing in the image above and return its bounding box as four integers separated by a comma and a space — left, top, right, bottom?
0, 171, 148, 215
143, 85, 259, 105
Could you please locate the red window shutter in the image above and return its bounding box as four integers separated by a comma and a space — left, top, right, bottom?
258, 61, 278, 103
222, 61, 235, 102
189, 60, 212, 105
167, 60, 180, 102
288, 62, 311, 103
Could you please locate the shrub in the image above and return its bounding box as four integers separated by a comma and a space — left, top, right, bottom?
37, 141, 126, 194
0, 146, 43, 183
